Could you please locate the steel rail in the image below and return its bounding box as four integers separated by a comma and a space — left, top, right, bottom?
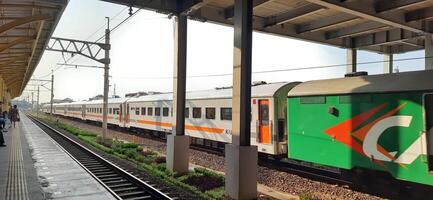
28, 114, 173, 200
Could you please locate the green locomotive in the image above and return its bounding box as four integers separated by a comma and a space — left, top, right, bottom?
287, 70, 433, 186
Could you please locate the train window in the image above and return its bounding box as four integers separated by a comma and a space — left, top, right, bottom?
220, 108, 232, 120
148, 107, 153, 116
135, 108, 140, 115
300, 96, 325, 104
171, 107, 173, 117
163, 107, 169, 117
193, 107, 202, 119
339, 95, 371, 104
424, 94, 433, 172
109, 108, 112, 114
141, 107, 146, 115
185, 107, 189, 118
155, 107, 161, 116
206, 107, 216, 119
260, 103, 269, 125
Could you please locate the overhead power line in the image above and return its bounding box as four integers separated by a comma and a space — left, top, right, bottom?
113, 55, 432, 80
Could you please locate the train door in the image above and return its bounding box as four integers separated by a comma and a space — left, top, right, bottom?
258, 99, 271, 144
425, 94, 433, 172
119, 104, 123, 127
125, 103, 130, 128
81, 105, 86, 119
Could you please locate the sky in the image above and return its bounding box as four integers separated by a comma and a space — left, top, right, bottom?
19, 0, 426, 103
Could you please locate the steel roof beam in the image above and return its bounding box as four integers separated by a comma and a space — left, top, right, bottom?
265, 4, 325, 27
296, 13, 358, 33
0, 36, 36, 53
305, 0, 429, 33
325, 21, 388, 39
0, 15, 50, 35
375, 0, 427, 13
22, 20, 45, 91
405, 7, 433, 22
225, 0, 269, 19
352, 28, 422, 48
101, 0, 199, 15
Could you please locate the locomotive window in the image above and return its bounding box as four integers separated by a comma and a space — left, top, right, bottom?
148, 107, 153, 116
141, 107, 146, 115
339, 95, 372, 104
163, 107, 169, 117
185, 107, 189, 118
135, 108, 140, 115
193, 107, 201, 119
155, 107, 161, 116
109, 108, 112, 114
424, 94, 433, 172
220, 108, 232, 120
300, 96, 325, 104
206, 107, 216, 119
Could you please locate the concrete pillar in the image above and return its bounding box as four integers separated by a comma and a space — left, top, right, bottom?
346, 48, 357, 73
225, 0, 257, 199
383, 54, 393, 73
167, 14, 189, 174
426, 34, 433, 70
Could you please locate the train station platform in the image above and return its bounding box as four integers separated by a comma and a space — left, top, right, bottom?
0, 114, 116, 200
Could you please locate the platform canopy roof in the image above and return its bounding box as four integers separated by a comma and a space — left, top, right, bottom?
102, 0, 433, 54
0, 0, 67, 98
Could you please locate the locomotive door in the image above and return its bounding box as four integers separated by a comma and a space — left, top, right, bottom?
258, 99, 271, 144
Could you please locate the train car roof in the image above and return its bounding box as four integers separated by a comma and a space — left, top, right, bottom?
127, 82, 291, 102
288, 70, 433, 97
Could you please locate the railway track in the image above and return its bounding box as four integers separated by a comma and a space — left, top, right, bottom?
28, 115, 173, 200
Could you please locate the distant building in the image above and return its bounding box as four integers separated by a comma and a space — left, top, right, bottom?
53, 98, 74, 104
89, 95, 103, 101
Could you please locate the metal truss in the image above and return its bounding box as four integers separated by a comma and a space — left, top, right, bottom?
46, 37, 110, 64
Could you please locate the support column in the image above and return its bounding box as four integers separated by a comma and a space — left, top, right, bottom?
167, 14, 189, 174
346, 48, 357, 73
50, 73, 54, 115
225, 0, 257, 199
383, 54, 393, 73
426, 34, 433, 70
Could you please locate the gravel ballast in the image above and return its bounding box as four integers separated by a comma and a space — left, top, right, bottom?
54, 116, 385, 200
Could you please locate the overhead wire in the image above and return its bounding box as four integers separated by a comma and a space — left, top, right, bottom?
36, 6, 130, 79
112, 55, 432, 80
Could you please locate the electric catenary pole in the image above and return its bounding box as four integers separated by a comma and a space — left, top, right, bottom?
102, 17, 110, 142
45, 18, 111, 141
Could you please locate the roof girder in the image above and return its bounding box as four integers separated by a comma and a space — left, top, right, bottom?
375, 0, 428, 13
304, 0, 430, 34
0, 15, 50, 35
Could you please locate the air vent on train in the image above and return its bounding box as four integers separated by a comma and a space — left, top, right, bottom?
345, 71, 368, 77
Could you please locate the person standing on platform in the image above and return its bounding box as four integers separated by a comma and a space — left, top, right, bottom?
9, 105, 19, 128
0, 108, 5, 130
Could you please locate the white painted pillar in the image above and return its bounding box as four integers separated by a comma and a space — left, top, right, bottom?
347, 48, 357, 73
426, 34, 433, 70
384, 54, 393, 73
167, 14, 189, 174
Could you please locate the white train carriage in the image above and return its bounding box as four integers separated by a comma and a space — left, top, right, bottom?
47, 82, 299, 155
122, 82, 299, 155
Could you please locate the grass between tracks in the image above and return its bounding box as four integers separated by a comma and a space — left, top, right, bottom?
34, 114, 225, 200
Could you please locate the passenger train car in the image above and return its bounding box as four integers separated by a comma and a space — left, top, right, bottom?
287, 70, 433, 186
44, 70, 433, 187
46, 82, 299, 155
